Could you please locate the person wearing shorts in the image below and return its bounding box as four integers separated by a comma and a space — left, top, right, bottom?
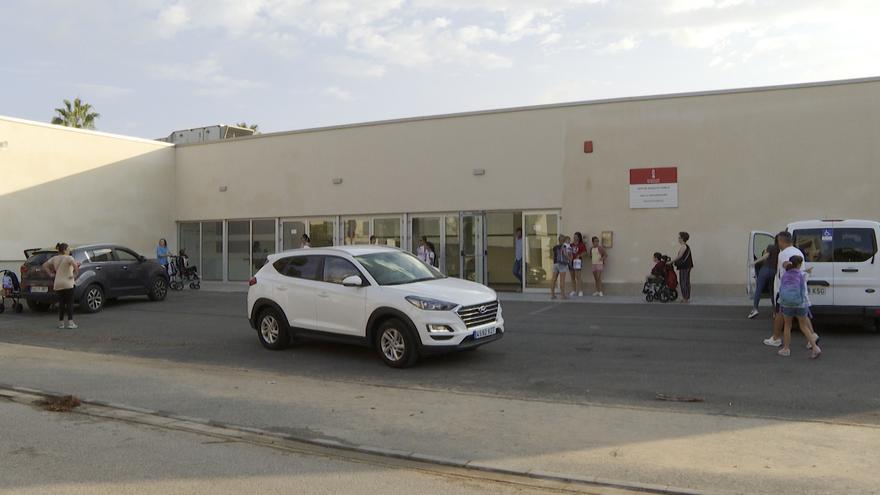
589, 236, 607, 296
550, 235, 569, 300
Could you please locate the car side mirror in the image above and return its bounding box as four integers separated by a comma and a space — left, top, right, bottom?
138, 255, 146, 263
342, 275, 364, 287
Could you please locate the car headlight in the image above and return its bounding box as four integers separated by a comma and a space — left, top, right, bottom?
405, 296, 458, 311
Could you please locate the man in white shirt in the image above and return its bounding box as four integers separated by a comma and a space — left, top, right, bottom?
763, 231, 819, 347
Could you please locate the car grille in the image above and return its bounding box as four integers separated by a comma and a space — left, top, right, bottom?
457, 301, 499, 329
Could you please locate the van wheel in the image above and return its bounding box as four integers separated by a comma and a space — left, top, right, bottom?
27, 300, 51, 312
148, 277, 168, 301
376, 318, 419, 368
257, 308, 290, 350
81, 284, 105, 313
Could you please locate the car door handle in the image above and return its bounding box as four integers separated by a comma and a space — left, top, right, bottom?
842, 268, 859, 273
318, 292, 329, 298
277, 286, 288, 292
94, 266, 101, 271
122, 266, 129, 270
807, 280, 830, 287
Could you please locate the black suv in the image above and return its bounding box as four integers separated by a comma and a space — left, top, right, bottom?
21, 244, 170, 313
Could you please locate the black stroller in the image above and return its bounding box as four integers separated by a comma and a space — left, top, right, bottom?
169, 250, 201, 290
0, 270, 24, 313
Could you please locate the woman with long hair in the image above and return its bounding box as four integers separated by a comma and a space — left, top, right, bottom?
42, 242, 80, 329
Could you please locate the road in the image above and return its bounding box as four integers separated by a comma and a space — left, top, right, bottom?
0, 291, 878, 423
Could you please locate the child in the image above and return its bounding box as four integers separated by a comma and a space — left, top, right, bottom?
777, 255, 822, 358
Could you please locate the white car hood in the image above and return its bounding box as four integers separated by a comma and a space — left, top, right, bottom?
382, 277, 497, 307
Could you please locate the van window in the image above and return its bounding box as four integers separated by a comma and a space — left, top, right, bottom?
791, 229, 833, 263
833, 228, 877, 263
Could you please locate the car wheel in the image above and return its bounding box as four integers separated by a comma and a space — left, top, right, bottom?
26, 300, 50, 312
257, 307, 290, 350
148, 277, 168, 301
81, 284, 105, 313
376, 318, 419, 368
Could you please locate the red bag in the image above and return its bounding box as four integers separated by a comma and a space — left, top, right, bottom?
665, 266, 678, 290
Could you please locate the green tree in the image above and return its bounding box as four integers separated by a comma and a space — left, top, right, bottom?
51, 98, 100, 129
235, 122, 260, 134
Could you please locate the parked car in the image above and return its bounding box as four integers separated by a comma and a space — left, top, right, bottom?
247, 246, 504, 368
20, 244, 170, 313
749, 219, 880, 330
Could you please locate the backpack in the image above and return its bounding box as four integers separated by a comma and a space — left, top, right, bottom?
779, 270, 805, 307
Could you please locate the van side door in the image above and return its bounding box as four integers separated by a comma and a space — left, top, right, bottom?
791, 227, 834, 307
747, 231, 774, 296
831, 223, 879, 309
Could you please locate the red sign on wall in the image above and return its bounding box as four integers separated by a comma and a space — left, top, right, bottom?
629, 166, 678, 209
629, 167, 677, 185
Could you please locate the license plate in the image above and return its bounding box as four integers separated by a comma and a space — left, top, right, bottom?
473, 327, 497, 339
808, 287, 826, 296
30, 286, 48, 293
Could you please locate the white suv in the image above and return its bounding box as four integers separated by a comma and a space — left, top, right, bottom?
247, 246, 504, 367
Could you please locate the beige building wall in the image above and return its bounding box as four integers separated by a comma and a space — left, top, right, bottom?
175, 78, 880, 294
0, 117, 176, 273
561, 79, 880, 292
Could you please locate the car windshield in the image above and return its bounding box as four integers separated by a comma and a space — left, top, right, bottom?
355, 251, 444, 286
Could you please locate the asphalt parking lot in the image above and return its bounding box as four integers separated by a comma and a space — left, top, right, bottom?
1, 291, 879, 424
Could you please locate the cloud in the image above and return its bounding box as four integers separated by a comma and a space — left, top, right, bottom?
151, 57, 266, 96
597, 36, 639, 54
322, 86, 353, 101
322, 56, 387, 79
75, 83, 135, 99
155, 3, 190, 38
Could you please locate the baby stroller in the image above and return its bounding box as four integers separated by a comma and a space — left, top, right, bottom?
169, 251, 201, 291
1, 270, 24, 313
643, 256, 679, 303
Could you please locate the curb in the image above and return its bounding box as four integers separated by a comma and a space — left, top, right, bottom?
0, 384, 707, 495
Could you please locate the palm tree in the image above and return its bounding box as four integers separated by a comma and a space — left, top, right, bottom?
51, 98, 100, 129
235, 122, 260, 134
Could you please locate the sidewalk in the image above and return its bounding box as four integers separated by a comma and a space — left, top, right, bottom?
0, 343, 875, 495
200, 281, 752, 306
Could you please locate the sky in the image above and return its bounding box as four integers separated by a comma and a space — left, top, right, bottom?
1, 0, 878, 139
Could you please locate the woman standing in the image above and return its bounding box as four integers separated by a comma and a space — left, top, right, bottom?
156, 238, 170, 274
42, 243, 80, 329
672, 232, 694, 303
550, 235, 570, 300
301, 234, 312, 248
749, 235, 779, 319
589, 236, 607, 297
569, 232, 586, 297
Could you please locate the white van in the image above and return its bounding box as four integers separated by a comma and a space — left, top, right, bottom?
749, 219, 880, 328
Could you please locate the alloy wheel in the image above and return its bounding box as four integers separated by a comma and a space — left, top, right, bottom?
153, 279, 167, 298
87, 287, 103, 311
260, 315, 280, 344
380, 328, 406, 362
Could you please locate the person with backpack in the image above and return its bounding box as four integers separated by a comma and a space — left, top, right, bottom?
671, 232, 693, 303
777, 255, 822, 358
549, 235, 570, 300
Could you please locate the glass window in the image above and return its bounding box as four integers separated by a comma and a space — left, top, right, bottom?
833, 228, 877, 263
753, 234, 775, 260
486, 212, 521, 291
88, 248, 114, 262
281, 220, 307, 250
323, 257, 361, 284
281, 256, 322, 280
227, 220, 250, 281
272, 258, 288, 273
114, 249, 139, 262
309, 219, 335, 247
355, 251, 443, 286
342, 217, 371, 245
373, 217, 401, 247
252, 220, 276, 275
201, 221, 224, 281
445, 216, 460, 278
525, 213, 557, 289
791, 229, 833, 263
179, 222, 200, 267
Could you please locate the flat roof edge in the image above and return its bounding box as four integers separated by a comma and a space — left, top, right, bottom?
176, 75, 880, 147
0, 115, 174, 148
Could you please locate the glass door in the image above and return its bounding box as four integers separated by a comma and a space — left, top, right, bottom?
411, 216, 442, 268
280, 219, 307, 250
461, 212, 486, 285
524, 212, 559, 290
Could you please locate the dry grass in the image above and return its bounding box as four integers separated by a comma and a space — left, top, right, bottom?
36, 395, 82, 412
